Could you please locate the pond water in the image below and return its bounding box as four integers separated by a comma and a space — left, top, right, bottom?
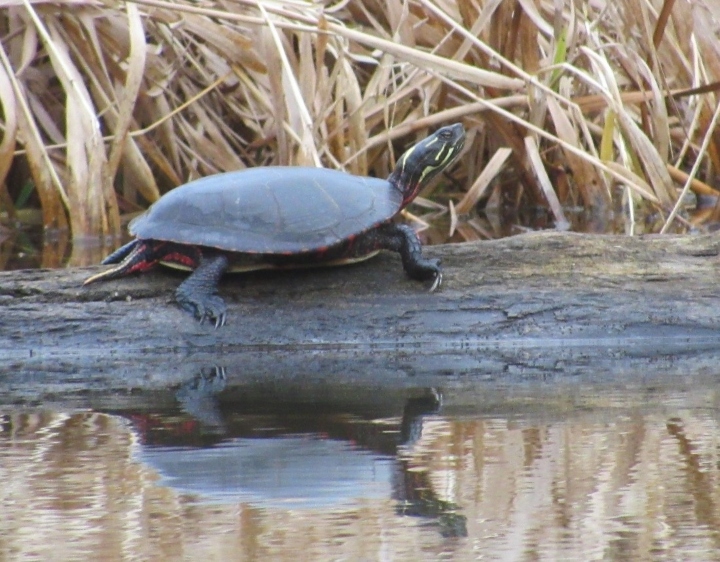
2, 363, 720, 562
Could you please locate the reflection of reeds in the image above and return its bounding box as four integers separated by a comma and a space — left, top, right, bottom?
4, 397, 720, 560
1, 0, 719, 240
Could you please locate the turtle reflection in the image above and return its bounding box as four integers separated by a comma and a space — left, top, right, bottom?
129, 367, 467, 537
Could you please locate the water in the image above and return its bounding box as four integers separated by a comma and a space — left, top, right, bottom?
2, 366, 720, 561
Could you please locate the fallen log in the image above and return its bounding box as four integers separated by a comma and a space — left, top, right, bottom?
2, 231, 720, 406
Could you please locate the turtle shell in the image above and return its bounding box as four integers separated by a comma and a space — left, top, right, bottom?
130, 167, 404, 254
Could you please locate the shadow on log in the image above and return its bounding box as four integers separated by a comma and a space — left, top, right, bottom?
2, 231, 720, 405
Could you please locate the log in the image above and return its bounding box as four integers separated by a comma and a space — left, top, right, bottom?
3, 231, 720, 407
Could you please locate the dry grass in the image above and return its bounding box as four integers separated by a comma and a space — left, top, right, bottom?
1, 0, 720, 242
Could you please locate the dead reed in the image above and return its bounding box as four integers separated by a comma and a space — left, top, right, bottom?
1, 0, 719, 241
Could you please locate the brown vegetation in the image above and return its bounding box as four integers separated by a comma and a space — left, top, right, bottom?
1, 0, 719, 242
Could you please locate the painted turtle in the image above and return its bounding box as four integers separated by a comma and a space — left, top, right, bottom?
84, 123, 465, 327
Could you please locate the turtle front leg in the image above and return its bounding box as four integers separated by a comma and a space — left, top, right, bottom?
175, 254, 229, 328
362, 223, 442, 292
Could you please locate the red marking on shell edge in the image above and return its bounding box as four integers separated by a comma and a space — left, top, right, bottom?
163, 252, 200, 269
344, 234, 357, 250
128, 260, 157, 274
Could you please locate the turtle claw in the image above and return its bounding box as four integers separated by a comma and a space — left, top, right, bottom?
192, 296, 227, 328
205, 309, 227, 329
429, 270, 443, 292
177, 293, 227, 328
199, 314, 225, 329
420, 258, 443, 292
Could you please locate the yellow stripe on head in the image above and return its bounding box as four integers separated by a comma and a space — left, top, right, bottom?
388, 123, 466, 203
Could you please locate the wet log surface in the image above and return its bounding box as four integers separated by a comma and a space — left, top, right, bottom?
3, 231, 720, 407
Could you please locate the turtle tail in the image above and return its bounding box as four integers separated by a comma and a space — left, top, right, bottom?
83, 240, 158, 285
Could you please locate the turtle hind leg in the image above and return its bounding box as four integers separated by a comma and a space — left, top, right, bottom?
83, 240, 159, 285
175, 254, 229, 328
101, 240, 140, 265
359, 223, 443, 292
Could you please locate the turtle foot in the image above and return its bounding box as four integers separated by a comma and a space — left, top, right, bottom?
412, 258, 443, 292
364, 223, 443, 292
177, 294, 227, 328
175, 254, 229, 328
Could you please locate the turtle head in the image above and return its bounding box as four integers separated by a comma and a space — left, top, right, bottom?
389, 123, 465, 206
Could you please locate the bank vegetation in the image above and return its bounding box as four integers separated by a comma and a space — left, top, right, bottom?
1, 0, 719, 242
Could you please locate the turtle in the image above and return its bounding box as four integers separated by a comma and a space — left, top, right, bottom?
84, 123, 465, 327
